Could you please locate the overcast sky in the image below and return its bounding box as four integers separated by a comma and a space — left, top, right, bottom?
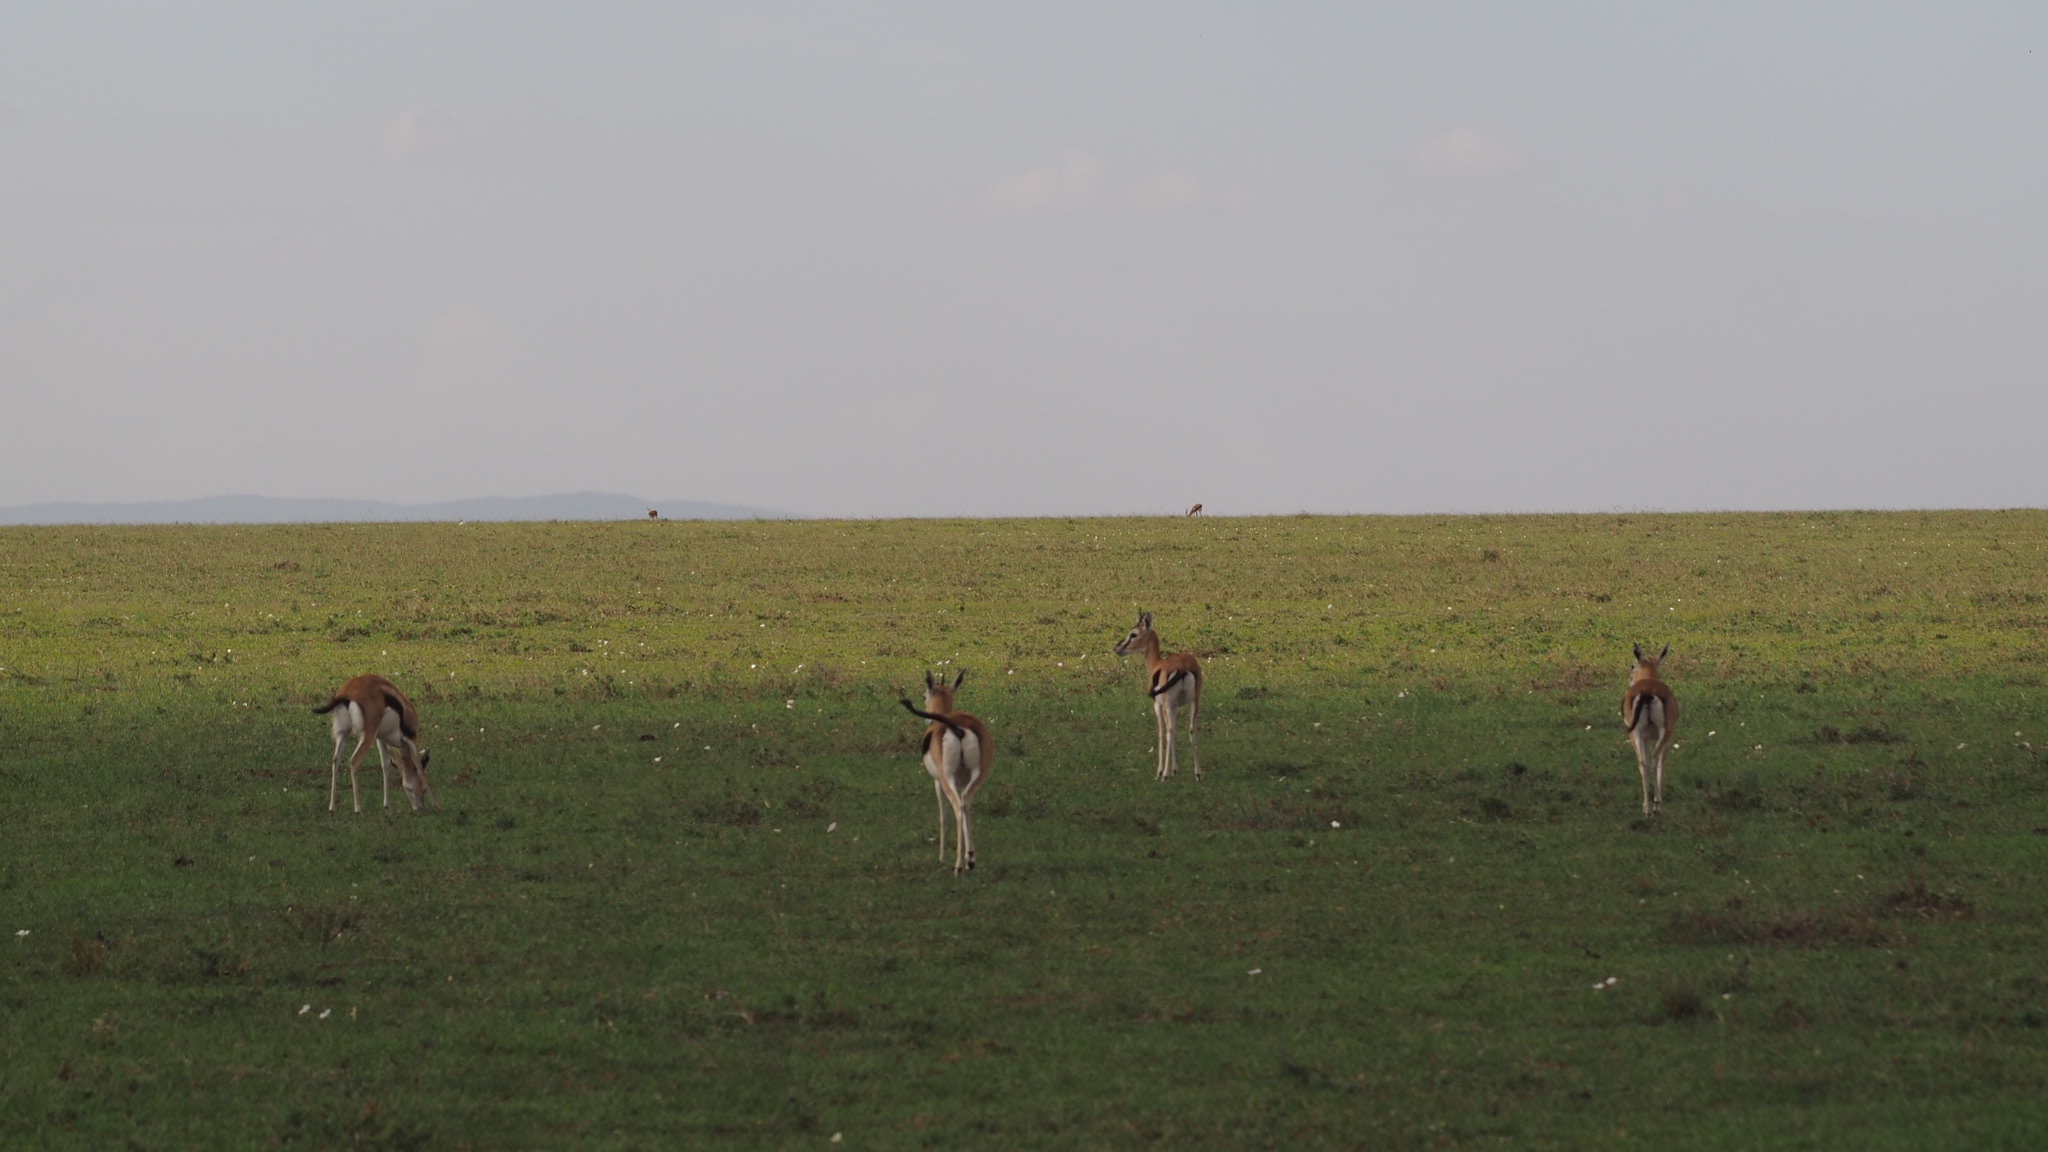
2, 3, 2043, 517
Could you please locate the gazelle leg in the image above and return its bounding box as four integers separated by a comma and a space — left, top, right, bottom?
953, 794, 972, 874
346, 733, 374, 813
1634, 735, 1652, 816
933, 777, 948, 862
377, 741, 392, 809
329, 734, 347, 811
1653, 748, 1666, 815
1159, 699, 1177, 780
1186, 694, 1201, 780
1152, 700, 1167, 780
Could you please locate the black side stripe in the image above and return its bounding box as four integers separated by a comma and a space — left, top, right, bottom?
383, 692, 417, 739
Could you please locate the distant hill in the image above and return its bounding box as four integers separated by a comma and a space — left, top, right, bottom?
0, 492, 785, 525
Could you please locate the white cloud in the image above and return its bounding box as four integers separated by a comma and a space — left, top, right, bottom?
1121, 171, 1258, 211
382, 107, 484, 162
1125, 171, 1202, 211
1413, 126, 1532, 178
983, 150, 1102, 213
380, 106, 601, 164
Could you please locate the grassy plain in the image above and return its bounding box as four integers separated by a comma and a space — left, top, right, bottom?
3, 511, 2048, 1149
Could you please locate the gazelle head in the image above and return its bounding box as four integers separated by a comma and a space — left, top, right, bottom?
1114, 611, 1157, 657
409, 748, 435, 808
923, 669, 965, 712
1630, 643, 1670, 682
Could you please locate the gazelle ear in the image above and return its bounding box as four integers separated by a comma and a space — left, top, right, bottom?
1659, 644, 1670, 660
1633, 643, 1644, 661
925, 670, 936, 691
1138, 611, 1152, 628
953, 669, 966, 689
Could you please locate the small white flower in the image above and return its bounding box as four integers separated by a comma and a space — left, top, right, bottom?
828, 823, 838, 832
592, 725, 601, 730
1330, 821, 1341, 829
1605, 976, 1619, 986
653, 757, 661, 763
785, 700, 795, 709
831, 1135, 843, 1145
318, 1008, 331, 1019
1957, 743, 1968, 750
14, 929, 28, 937
1248, 968, 1262, 976
299, 1004, 311, 1015
1708, 731, 1716, 736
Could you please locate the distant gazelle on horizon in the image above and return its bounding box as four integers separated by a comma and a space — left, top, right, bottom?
1115, 610, 1204, 781
314, 674, 435, 813
1623, 644, 1679, 816
899, 670, 993, 875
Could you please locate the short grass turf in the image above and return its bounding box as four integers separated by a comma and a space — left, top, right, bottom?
3, 511, 2047, 1149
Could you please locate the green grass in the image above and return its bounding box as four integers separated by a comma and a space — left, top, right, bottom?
3, 512, 2048, 1148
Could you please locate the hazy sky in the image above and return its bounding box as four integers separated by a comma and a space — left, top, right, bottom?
3, 3, 2044, 516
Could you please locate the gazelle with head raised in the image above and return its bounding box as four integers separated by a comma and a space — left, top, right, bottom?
1623, 644, 1678, 816
899, 670, 993, 875
314, 674, 435, 813
1115, 610, 1203, 781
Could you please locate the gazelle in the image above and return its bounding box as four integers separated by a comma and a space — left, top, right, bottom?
314, 674, 435, 813
899, 670, 993, 875
1623, 644, 1679, 816
1186, 503, 1203, 516
1114, 610, 1203, 780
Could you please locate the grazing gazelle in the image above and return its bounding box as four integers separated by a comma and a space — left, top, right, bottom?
1115, 610, 1203, 780
1186, 503, 1204, 516
314, 674, 435, 813
899, 670, 993, 875
1623, 644, 1679, 816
